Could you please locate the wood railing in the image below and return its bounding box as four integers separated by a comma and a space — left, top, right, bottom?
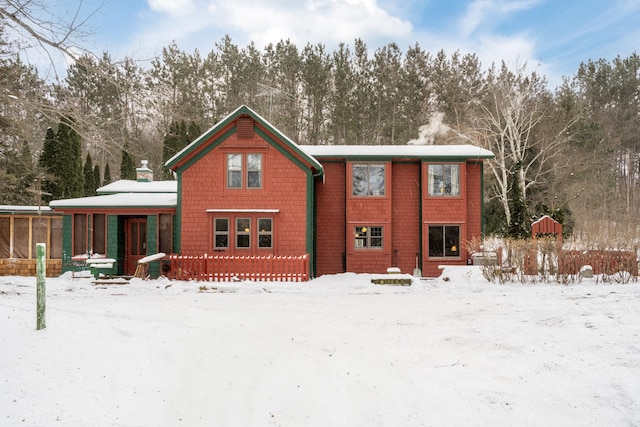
168, 253, 310, 282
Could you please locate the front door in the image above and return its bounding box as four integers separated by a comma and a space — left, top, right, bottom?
125, 218, 147, 275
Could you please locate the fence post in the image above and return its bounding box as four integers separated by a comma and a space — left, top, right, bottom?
36, 243, 46, 330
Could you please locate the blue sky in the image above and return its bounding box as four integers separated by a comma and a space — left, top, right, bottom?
47, 0, 640, 88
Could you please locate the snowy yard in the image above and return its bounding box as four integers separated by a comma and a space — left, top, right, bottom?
2, 267, 639, 426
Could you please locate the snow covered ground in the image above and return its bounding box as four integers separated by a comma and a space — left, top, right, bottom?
2, 267, 639, 426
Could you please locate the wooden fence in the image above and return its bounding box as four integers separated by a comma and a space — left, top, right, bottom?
558, 250, 638, 276
168, 253, 310, 282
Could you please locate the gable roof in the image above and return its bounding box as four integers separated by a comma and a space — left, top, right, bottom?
165, 105, 324, 175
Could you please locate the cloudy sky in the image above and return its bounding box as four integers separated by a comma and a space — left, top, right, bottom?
37, 0, 640, 87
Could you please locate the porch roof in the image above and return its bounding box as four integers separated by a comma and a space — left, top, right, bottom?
49, 192, 177, 209
0, 205, 54, 214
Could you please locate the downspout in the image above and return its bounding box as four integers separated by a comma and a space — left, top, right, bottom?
174, 169, 183, 253
309, 168, 324, 278
343, 161, 347, 273
480, 162, 485, 236
418, 161, 423, 273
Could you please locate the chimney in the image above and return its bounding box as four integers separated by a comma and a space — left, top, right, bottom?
136, 160, 153, 182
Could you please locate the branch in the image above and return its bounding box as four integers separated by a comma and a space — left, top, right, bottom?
0, 0, 102, 63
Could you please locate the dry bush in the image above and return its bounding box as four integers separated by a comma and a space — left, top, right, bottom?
474, 233, 638, 285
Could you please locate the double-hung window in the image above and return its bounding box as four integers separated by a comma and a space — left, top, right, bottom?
258, 218, 273, 248
213, 217, 274, 251
428, 164, 460, 196
354, 226, 383, 249
226, 153, 263, 189
247, 154, 262, 188
214, 218, 229, 249
352, 164, 385, 196
92, 214, 106, 255
236, 218, 251, 248
428, 225, 460, 258
227, 154, 242, 188
73, 214, 87, 256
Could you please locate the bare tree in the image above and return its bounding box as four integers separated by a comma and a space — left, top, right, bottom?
0, 0, 100, 71
459, 62, 576, 229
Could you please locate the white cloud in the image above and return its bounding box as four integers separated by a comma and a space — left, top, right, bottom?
459, 0, 542, 37
148, 0, 196, 16
130, 0, 412, 59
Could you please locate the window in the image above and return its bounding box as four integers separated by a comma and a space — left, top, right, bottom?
214, 218, 229, 249
0, 217, 9, 258
1, 216, 63, 259
352, 164, 386, 196
354, 226, 383, 249
13, 218, 29, 258
247, 154, 262, 188
92, 214, 106, 255
258, 218, 273, 248
227, 153, 263, 189
159, 214, 173, 254
50, 218, 63, 259
73, 214, 87, 256
428, 225, 460, 258
31, 217, 48, 258
428, 164, 460, 196
236, 218, 251, 248
227, 154, 242, 188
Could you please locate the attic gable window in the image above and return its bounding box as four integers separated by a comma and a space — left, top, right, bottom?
236, 117, 254, 138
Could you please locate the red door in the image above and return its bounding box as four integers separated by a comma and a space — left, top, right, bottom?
125, 218, 147, 275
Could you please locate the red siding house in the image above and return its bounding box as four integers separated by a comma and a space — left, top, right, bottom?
166, 105, 492, 278
51, 105, 493, 279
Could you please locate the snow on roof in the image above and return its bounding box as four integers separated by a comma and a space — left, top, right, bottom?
0, 205, 53, 214
298, 144, 494, 159
97, 180, 177, 194
50, 193, 177, 209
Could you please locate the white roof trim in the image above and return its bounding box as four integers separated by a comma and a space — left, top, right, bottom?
206, 209, 280, 213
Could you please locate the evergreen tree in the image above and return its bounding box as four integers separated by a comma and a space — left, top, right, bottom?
507, 162, 530, 239
161, 120, 180, 180
120, 142, 136, 179
38, 127, 61, 202
161, 119, 200, 179
83, 153, 95, 196
186, 120, 201, 145
93, 164, 101, 190
56, 115, 84, 198
103, 163, 112, 185
16, 139, 36, 203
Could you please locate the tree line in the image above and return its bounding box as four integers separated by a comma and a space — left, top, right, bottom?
1, 24, 638, 237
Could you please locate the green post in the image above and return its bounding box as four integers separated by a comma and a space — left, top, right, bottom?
36, 243, 46, 330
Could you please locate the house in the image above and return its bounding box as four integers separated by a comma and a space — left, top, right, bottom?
51, 105, 493, 279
